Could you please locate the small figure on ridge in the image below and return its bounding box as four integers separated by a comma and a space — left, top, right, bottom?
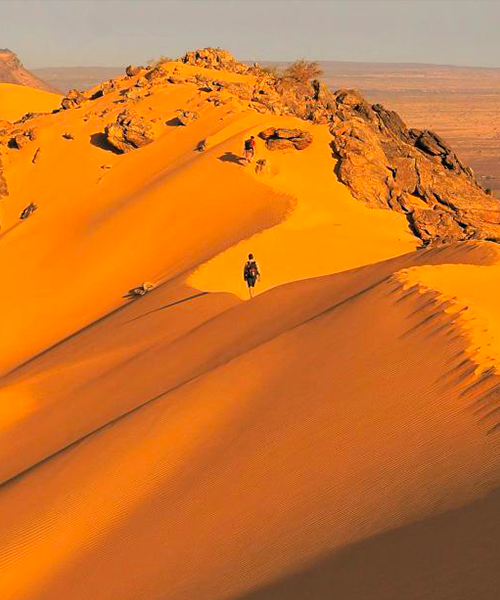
243, 253, 260, 298
243, 135, 255, 164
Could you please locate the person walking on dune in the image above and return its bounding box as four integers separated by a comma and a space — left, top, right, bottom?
243, 253, 260, 298
243, 135, 256, 164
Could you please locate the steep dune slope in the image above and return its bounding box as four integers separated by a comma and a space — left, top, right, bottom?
1, 243, 500, 600
1, 49, 500, 600
0, 83, 61, 122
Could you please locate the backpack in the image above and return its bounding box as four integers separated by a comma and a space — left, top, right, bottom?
245, 261, 258, 279
244, 139, 253, 151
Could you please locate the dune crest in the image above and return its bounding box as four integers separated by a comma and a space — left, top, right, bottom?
0, 48, 499, 600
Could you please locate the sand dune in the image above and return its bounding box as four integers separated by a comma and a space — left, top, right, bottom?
0, 53, 499, 600
0, 83, 61, 122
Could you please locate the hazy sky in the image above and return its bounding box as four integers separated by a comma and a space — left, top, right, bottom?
0, 0, 499, 68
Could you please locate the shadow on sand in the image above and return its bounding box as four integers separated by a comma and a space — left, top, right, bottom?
122, 291, 209, 324
218, 151, 246, 166
89, 133, 122, 154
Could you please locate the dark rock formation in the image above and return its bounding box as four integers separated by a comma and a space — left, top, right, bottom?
125, 65, 141, 78
61, 88, 88, 110
9, 128, 37, 149
176, 110, 199, 126
104, 110, 156, 153
181, 48, 249, 74
259, 127, 313, 151
20, 202, 38, 220
329, 89, 500, 244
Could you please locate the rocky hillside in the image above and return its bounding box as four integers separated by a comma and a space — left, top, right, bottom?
1, 47, 499, 245
0, 49, 54, 92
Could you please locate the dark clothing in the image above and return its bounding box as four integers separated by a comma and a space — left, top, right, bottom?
244, 138, 255, 151
244, 260, 260, 287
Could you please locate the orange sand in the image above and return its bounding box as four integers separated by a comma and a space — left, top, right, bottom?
0, 82, 62, 122
0, 60, 499, 600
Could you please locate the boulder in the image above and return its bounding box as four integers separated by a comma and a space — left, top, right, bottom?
125, 65, 141, 77
259, 127, 313, 151
144, 64, 169, 83
62, 132, 74, 140
20, 202, 38, 220
91, 80, 117, 99
104, 110, 156, 153
9, 128, 37, 149
61, 89, 87, 110
176, 110, 199, 126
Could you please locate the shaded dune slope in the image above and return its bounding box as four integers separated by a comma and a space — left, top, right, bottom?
1, 243, 500, 600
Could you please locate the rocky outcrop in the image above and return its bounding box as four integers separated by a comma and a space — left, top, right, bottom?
9, 128, 37, 149
181, 48, 249, 74
61, 88, 88, 110
259, 127, 313, 151
104, 110, 156, 153
329, 89, 500, 244
0, 48, 55, 92
176, 110, 199, 126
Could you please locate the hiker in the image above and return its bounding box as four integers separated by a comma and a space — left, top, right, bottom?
243, 135, 256, 164
243, 253, 260, 297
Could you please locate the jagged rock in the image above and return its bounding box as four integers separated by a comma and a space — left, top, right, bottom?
329, 88, 500, 244
125, 65, 141, 77
104, 110, 156, 153
121, 87, 144, 101
259, 127, 313, 151
181, 48, 249, 74
15, 112, 43, 124
205, 94, 225, 107
20, 202, 38, 220
9, 128, 37, 149
61, 89, 88, 110
62, 132, 74, 140
130, 282, 154, 297
176, 110, 199, 126
145, 64, 170, 83
91, 80, 117, 99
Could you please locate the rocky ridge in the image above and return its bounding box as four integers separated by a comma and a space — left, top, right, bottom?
1, 47, 498, 243
0, 49, 55, 92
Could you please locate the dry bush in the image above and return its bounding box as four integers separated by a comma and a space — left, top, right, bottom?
146, 55, 174, 68
260, 65, 282, 78
284, 59, 323, 82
